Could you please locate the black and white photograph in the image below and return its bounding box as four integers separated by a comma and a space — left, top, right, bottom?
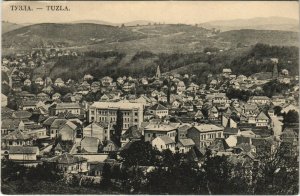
1, 1, 299, 194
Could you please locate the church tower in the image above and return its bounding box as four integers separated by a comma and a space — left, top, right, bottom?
155, 65, 161, 78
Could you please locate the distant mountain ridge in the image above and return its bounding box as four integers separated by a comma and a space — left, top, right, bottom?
200, 16, 299, 32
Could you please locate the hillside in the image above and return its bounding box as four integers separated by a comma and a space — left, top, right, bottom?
2, 23, 147, 49
200, 17, 299, 32
2, 21, 24, 34
2, 23, 299, 53
217, 29, 299, 47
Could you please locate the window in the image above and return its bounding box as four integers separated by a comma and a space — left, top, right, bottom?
134, 119, 138, 122
135, 112, 138, 116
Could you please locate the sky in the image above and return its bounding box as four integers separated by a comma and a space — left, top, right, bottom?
2, 1, 299, 24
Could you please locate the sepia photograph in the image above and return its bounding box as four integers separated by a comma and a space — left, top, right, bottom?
1, 1, 299, 194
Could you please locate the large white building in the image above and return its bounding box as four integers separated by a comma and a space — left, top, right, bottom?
89, 101, 144, 130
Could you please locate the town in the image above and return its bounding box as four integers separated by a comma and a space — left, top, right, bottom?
1, 46, 299, 194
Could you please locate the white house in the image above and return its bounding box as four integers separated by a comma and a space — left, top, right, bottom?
152, 135, 176, 153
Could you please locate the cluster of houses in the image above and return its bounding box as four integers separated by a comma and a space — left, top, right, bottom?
1, 54, 299, 177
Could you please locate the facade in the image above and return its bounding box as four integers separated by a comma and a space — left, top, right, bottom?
144, 122, 178, 142
152, 135, 176, 153
83, 122, 107, 142
187, 124, 224, 149
89, 101, 143, 130
52, 103, 81, 115
8, 146, 39, 161
148, 103, 169, 118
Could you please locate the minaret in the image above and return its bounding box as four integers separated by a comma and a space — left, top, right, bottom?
272, 62, 278, 80
155, 65, 161, 79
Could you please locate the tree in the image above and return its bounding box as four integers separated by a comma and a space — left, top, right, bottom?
119, 141, 160, 167
100, 163, 112, 190
273, 106, 282, 116
283, 110, 299, 124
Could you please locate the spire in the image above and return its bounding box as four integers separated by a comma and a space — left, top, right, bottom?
272, 61, 278, 80
156, 65, 161, 79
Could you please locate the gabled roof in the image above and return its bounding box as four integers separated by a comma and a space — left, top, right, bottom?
191, 124, 223, 133
158, 135, 175, 145
148, 103, 168, 111
121, 125, 142, 140
12, 111, 32, 119
256, 111, 269, 120
178, 138, 195, 147
81, 137, 99, 153
50, 119, 68, 129
46, 153, 87, 164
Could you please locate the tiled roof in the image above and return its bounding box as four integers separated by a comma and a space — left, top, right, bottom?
2, 130, 31, 140
148, 103, 168, 111
178, 138, 195, 146
47, 153, 87, 164
9, 146, 39, 154
192, 124, 223, 133
159, 135, 175, 145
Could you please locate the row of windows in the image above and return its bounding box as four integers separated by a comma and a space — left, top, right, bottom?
167, 132, 176, 138
156, 111, 168, 114
200, 132, 222, 140
97, 110, 117, 115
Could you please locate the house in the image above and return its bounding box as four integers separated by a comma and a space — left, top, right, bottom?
148, 103, 169, 118
176, 138, 195, 153
35, 77, 44, 86
255, 111, 270, 127
187, 124, 224, 149
50, 119, 68, 138
83, 122, 107, 142
52, 93, 61, 100
117, 77, 124, 85
8, 146, 39, 161
37, 93, 50, 101
281, 104, 299, 114
101, 76, 113, 86
91, 82, 101, 92
83, 74, 94, 81
248, 96, 270, 105
212, 93, 230, 105
242, 103, 259, 117
172, 100, 182, 109
222, 68, 232, 77
144, 122, 178, 142
101, 140, 119, 153
121, 125, 142, 147
223, 127, 240, 139
195, 110, 204, 120
152, 135, 176, 153
54, 78, 65, 87
177, 81, 186, 94
58, 121, 77, 141
52, 103, 81, 115
24, 79, 32, 86
80, 137, 100, 153
45, 153, 88, 174
271, 96, 286, 106
19, 100, 37, 110
2, 130, 33, 149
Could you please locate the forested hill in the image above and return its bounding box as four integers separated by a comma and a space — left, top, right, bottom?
30, 43, 298, 83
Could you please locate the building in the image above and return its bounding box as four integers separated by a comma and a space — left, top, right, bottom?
8, 146, 39, 161
83, 122, 108, 142
187, 124, 224, 149
255, 111, 270, 127
89, 101, 144, 130
248, 96, 270, 105
120, 125, 142, 147
45, 153, 88, 174
52, 103, 81, 115
144, 122, 178, 142
54, 78, 65, 87
176, 138, 195, 153
152, 135, 176, 153
147, 103, 169, 118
